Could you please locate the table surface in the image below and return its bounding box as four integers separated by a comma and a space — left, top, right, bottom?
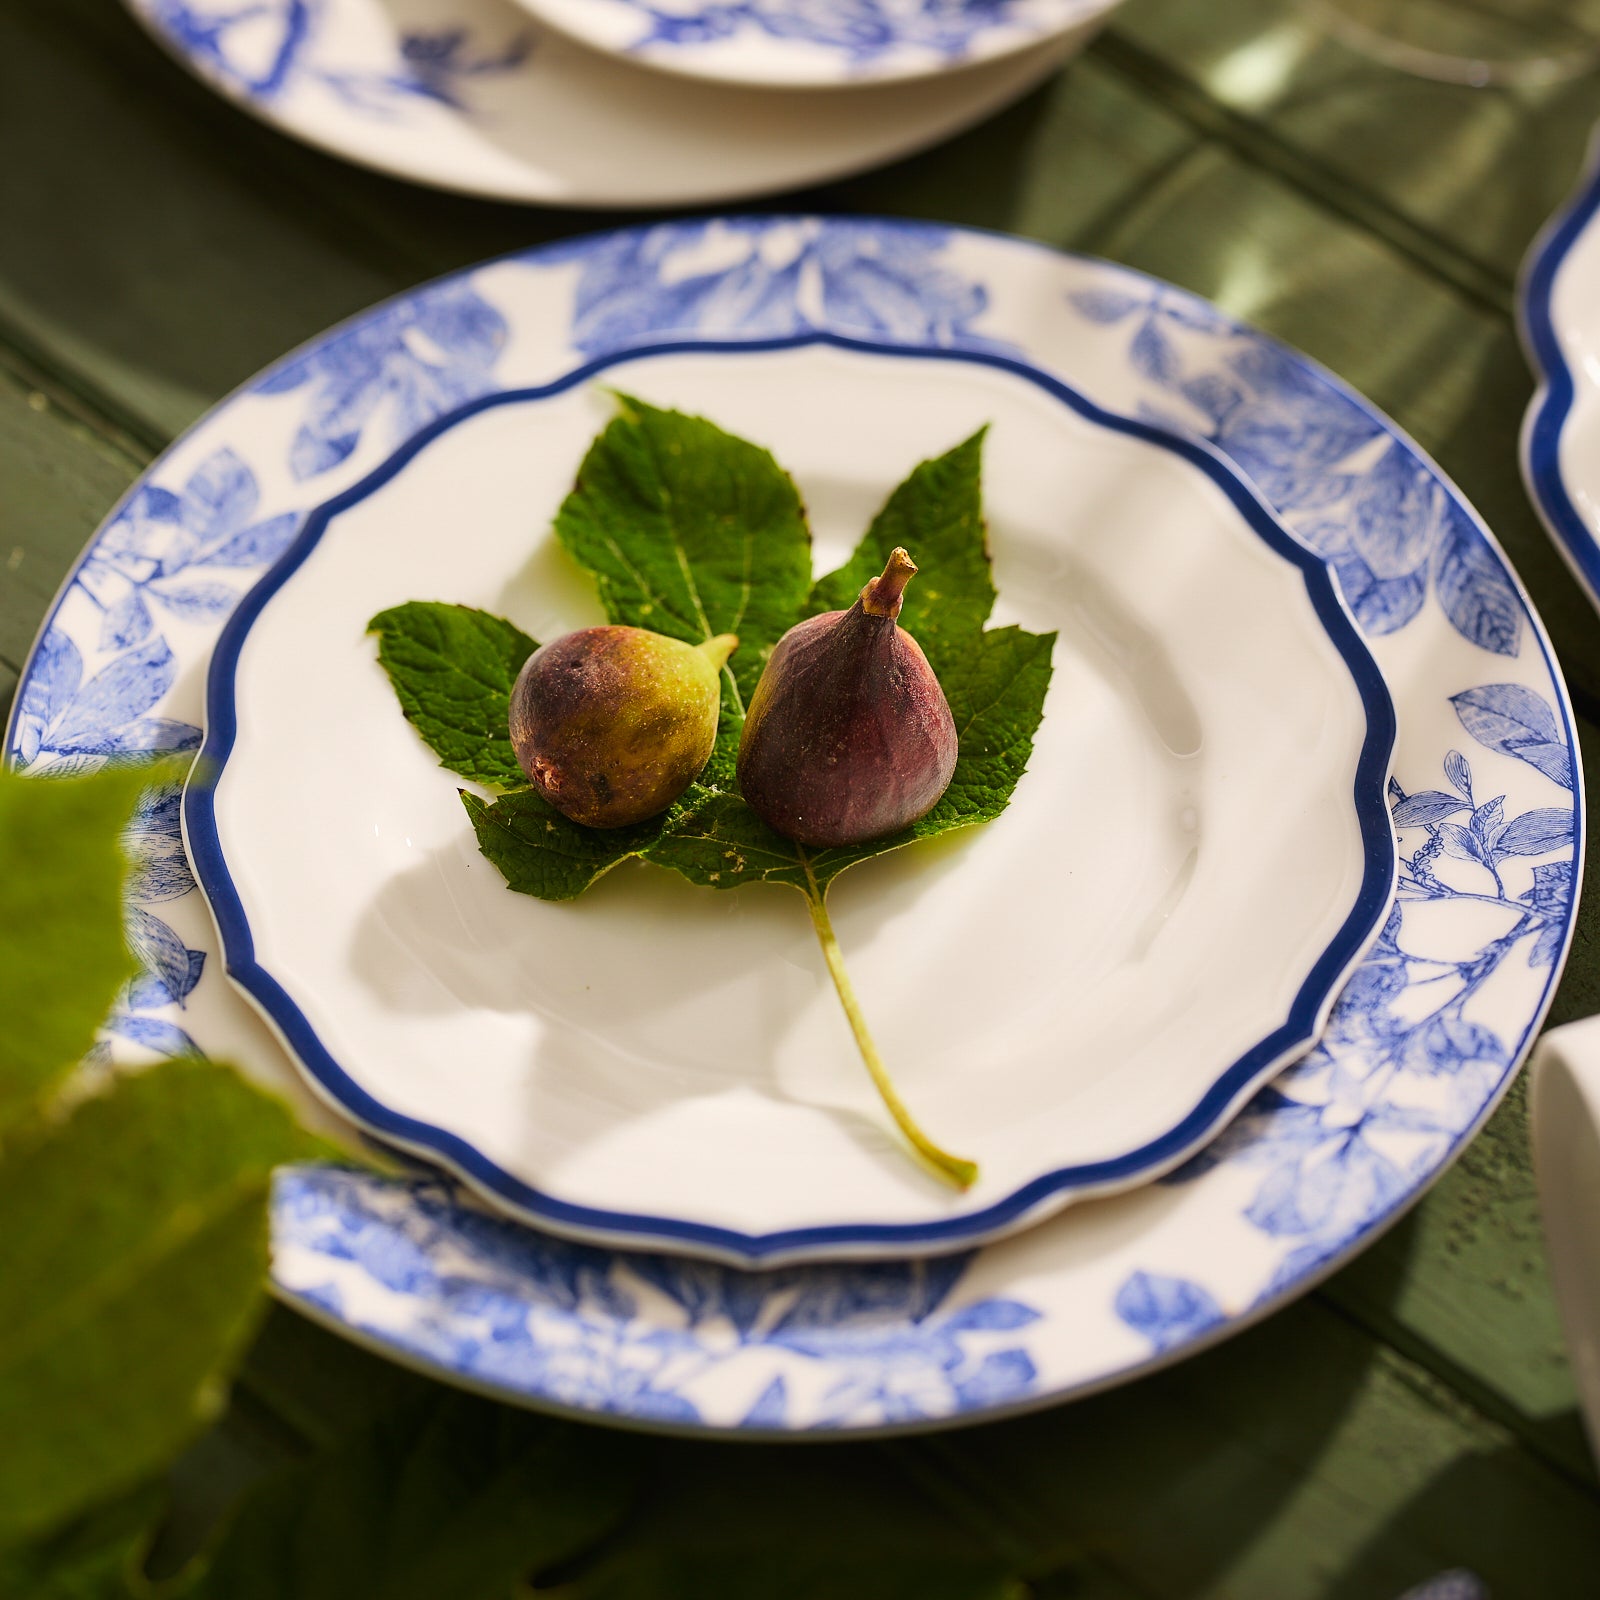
8, 0, 1600, 1592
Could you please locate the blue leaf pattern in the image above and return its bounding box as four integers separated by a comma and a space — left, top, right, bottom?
606, 0, 1044, 66
260, 281, 510, 480
1074, 285, 1521, 655
270, 1169, 1040, 1426
134, 2, 532, 114
1451, 683, 1575, 790
549, 218, 1009, 362
1113, 1272, 1223, 1352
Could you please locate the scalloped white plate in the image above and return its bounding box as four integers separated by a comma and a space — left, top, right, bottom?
187, 338, 1396, 1264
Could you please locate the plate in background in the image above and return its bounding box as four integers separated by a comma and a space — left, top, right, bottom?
7, 217, 1579, 1432
511, 0, 1116, 89
123, 0, 1092, 206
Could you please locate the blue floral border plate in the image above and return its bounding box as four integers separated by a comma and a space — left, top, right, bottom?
7, 219, 1581, 1433
1521, 129, 1600, 612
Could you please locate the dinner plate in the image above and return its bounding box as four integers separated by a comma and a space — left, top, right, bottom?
511, 0, 1114, 89
122, 0, 1091, 207
1521, 129, 1600, 612
7, 219, 1580, 1433
186, 337, 1397, 1263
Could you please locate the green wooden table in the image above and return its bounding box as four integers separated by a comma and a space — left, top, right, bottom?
8, 0, 1600, 1591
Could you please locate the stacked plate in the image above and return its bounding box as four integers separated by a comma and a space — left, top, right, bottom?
8, 215, 1581, 1435
122, 0, 1124, 207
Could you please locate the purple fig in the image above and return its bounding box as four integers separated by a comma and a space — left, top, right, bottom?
737, 548, 958, 848
510, 626, 737, 828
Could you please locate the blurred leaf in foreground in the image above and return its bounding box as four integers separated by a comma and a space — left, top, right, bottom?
0, 764, 153, 1131
0, 766, 322, 1556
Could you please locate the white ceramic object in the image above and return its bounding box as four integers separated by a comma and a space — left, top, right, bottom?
511, 0, 1116, 89
123, 0, 1090, 206
1531, 1021, 1600, 1465
189, 341, 1396, 1263
8, 220, 1580, 1433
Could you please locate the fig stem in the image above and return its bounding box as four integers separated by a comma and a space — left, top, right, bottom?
802, 879, 978, 1191
698, 632, 739, 672
860, 547, 918, 619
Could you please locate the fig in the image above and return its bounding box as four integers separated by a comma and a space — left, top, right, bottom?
509, 626, 737, 828
737, 548, 958, 848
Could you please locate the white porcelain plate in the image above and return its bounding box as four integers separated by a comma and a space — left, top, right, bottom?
186, 338, 1397, 1263
511, 0, 1115, 89
1521, 131, 1600, 611
122, 0, 1095, 206
7, 220, 1580, 1432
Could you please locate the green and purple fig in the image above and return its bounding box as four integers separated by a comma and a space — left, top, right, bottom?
737, 548, 958, 848
509, 626, 737, 828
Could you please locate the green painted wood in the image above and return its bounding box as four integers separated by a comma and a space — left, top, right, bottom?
920, 1296, 1600, 1598
0, 0, 399, 443
1111, 0, 1600, 285
0, 366, 139, 674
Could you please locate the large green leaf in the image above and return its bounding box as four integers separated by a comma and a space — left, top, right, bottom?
0, 765, 152, 1131
0, 1058, 318, 1550
185, 1392, 638, 1600
552, 395, 813, 733
368, 603, 537, 790
804, 427, 997, 667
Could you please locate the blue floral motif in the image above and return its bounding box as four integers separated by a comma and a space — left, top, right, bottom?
272, 1167, 1041, 1428
608, 0, 1032, 65
1114, 1272, 1223, 1353
135, 2, 532, 115
1068, 285, 1523, 655
257, 281, 511, 479
549, 218, 1008, 361
1138, 685, 1576, 1309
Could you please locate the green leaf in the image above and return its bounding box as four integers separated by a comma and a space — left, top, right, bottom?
0, 765, 153, 1131
553, 395, 813, 730
368, 603, 537, 789
462, 785, 694, 903
0, 1057, 319, 1550
185, 1392, 638, 1600
805, 429, 996, 670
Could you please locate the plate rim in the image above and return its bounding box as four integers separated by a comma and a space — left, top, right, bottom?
183, 327, 1400, 1266
1519, 126, 1600, 610
509, 0, 1112, 90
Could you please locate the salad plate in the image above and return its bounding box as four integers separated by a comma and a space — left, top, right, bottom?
1521, 131, 1600, 612
7, 218, 1581, 1433
185, 336, 1397, 1264
121, 0, 1091, 207
510, 0, 1117, 89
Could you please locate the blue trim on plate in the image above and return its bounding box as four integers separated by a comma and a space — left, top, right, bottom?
1522, 148, 1600, 607
185, 329, 1398, 1264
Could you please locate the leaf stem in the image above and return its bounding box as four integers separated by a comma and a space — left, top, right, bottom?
802, 883, 978, 1191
